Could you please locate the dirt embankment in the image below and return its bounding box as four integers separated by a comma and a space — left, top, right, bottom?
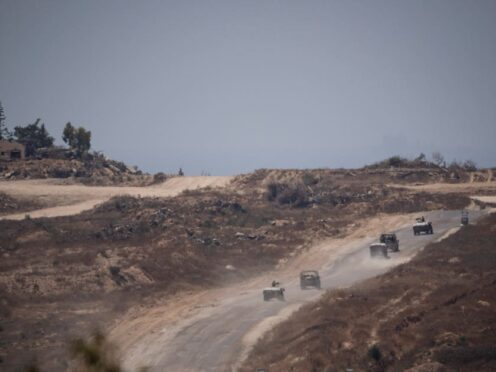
0, 167, 489, 371
0, 192, 43, 216
0, 176, 233, 219
242, 213, 496, 372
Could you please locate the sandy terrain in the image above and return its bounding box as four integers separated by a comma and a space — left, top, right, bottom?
242, 210, 496, 372
392, 180, 496, 194
0, 176, 233, 220
110, 208, 488, 371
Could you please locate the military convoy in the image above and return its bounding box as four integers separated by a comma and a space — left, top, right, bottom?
265, 216, 442, 300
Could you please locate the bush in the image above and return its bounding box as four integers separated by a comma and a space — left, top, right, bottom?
463, 160, 477, 171
267, 182, 311, 207
267, 183, 279, 201
302, 172, 319, 186
368, 344, 382, 361
70, 331, 121, 372
153, 172, 167, 184
387, 156, 407, 167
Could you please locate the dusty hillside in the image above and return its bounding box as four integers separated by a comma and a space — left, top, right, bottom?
242, 213, 496, 372
0, 192, 42, 216
0, 169, 475, 371
0, 176, 233, 219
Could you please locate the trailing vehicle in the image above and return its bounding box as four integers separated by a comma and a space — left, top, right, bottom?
379, 233, 399, 252
370, 243, 389, 258
263, 287, 285, 301
299, 270, 321, 289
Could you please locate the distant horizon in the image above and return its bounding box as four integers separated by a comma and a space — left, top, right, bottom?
1, 1, 495, 175
1, 116, 490, 176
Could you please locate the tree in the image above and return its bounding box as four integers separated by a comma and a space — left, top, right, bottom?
62, 122, 91, 156
62, 122, 76, 147
463, 160, 477, 171
431, 152, 445, 167
0, 101, 12, 140
414, 153, 426, 162
14, 119, 54, 156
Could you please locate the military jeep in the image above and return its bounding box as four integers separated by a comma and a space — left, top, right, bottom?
380, 233, 399, 252
263, 287, 285, 301
370, 243, 389, 258
413, 217, 433, 235
299, 270, 321, 289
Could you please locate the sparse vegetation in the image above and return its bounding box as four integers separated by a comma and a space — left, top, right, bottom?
0, 101, 12, 140
14, 119, 54, 156
368, 344, 382, 362
62, 122, 92, 157
432, 151, 445, 166
69, 331, 121, 372
368, 153, 479, 173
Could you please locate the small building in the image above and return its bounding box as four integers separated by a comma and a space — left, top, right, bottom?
0, 139, 26, 161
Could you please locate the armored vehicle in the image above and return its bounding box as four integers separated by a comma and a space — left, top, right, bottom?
299, 270, 321, 289
413, 217, 433, 235
461, 210, 469, 225
263, 287, 285, 301
370, 243, 389, 258
379, 233, 399, 252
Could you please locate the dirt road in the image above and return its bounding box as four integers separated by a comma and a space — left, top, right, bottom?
0, 176, 233, 220
391, 181, 496, 194
113, 209, 486, 372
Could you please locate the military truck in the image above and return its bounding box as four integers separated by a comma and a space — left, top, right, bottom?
370, 243, 389, 258
379, 233, 399, 252
299, 270, 321, 289
413, 217, 433, 235
263, 286, 285, 301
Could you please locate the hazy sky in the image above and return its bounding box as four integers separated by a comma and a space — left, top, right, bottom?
1, 0, 495, 175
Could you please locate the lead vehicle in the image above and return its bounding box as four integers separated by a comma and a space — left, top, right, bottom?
413, 217, 433, 235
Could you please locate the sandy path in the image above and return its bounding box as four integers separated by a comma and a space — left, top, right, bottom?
391, 181, 496, 193
0, 176, 233, 220
110, 209, 489, 371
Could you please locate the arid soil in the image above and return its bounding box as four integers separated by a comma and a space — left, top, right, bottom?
241, 212, 496, 372
0, 176, 233, 219
0, 168, 494, 371
0, 191, 43, 216
113, 210, 467, 371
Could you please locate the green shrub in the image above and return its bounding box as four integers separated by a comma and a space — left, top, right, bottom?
368, 344, 382, 361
